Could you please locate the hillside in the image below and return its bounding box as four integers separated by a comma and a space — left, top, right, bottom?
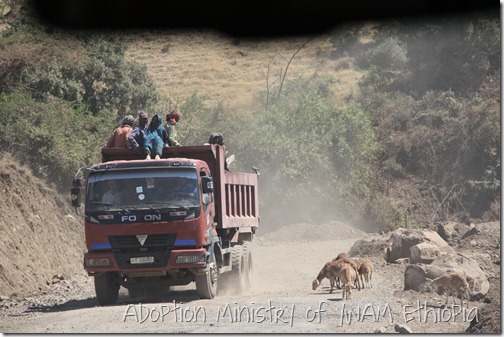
124, 29, 366, 110
0, 153, 85, 298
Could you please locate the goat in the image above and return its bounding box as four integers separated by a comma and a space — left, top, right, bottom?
331, 254, 362, 290
333, 252, 350, 261
312, 259, 362, 294
432, 272, 470, 307
337, 258, 361, 291
312, 260, 349, 293
353, 258, 362, 286
340, 264, 357, 300
331, 253, 348, 289
353, 258, 362, 271
359, 259, 374, 288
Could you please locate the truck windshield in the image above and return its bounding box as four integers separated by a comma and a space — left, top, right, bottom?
86, 168, 200, 212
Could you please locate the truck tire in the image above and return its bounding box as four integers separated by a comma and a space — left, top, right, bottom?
242, 241, 253, 290
196, 251, 218, 299
230, 244, 246, 293
94, 272, 119, 305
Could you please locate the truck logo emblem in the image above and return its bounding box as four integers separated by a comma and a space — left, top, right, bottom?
136, 235, 148, 246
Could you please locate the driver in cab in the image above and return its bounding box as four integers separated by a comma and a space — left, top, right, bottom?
171, 178, 197, 197
102, 180, 121, 204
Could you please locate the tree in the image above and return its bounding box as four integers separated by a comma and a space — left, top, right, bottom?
239, 77, 376, 225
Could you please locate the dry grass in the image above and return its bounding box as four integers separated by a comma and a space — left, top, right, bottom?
124, 30, 364, 111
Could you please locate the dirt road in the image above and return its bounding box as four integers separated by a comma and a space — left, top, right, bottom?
0, 224, 479, 333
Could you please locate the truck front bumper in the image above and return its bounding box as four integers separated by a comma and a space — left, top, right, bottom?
84, 248, 207, 272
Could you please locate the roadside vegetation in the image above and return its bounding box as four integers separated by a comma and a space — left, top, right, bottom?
0, 0, 499, 232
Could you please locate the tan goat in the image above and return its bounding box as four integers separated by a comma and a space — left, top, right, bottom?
353, 258, 362, 271
333, 252, 350, 261
340, 264, 357, 300
432, 272, 470, 307
359, 259, 374, 288
312, 261, 341, 293
331, 254, 362, 290
313, 260, 353, 293
353, 258, 362, 286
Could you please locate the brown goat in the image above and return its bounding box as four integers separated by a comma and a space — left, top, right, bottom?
331, 254, 362, 290
313, 260, 353, 293
337, 258, 361, 290
359, 259, 374, 288
353, 258, 362, 271
340, 264, 357, 300
353, 258, 362, 285
331, 253, 348, 289
333, 252, 350, 261
312, 261, 340, 293
312, 260, 361, 293
432, 272, 470, 307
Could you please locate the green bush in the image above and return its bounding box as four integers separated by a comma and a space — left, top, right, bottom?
0, 27, 159, 118
238, 77, 376, 225
0, 91, 115, 191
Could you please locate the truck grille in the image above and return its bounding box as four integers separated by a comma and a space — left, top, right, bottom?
109, 233, 177, 269
110, 234, 177, 248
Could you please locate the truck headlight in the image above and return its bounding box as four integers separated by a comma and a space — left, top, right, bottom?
85, 258, 112, 267
175, 254, 206, 264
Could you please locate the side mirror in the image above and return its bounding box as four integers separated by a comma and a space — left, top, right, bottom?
72, 178, 83, 187
71, 187, 82, 208
201, 176, 214, 193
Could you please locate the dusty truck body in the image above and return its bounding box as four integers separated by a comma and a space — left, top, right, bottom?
71, 144, 259, 304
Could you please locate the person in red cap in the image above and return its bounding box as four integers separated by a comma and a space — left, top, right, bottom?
165, 109, 182, 147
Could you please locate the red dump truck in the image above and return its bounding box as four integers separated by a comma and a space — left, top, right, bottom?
71, 144, 259, 304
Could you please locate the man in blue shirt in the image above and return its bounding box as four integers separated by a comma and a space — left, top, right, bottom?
128, 111, 149, 151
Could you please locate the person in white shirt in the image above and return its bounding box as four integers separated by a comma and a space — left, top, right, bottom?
102, 180, 121, 204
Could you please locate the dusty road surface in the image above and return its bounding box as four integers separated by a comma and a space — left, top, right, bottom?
0, 222, 481, 333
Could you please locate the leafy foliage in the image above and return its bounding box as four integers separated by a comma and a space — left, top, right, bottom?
0, 91, 115, 190
0, 25, 159, 118
238, 77, 376, 224
356, 12, 500, 228
80, 38, 159, 115
359, 11, 500, 99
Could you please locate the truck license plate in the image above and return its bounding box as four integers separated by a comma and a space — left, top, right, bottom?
130, 256, 154, 264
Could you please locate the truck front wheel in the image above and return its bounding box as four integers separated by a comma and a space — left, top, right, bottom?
196, 252, 218, 299
94, 272, 119, 305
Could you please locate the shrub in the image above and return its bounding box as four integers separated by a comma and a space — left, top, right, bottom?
238, 77, 376, 225
0, 91, 115, 191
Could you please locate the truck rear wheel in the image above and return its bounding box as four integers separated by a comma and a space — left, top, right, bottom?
229, 244, 246, 293
242, 241, 253, 290
94, 272, 119, 305
196, 252, 218, 299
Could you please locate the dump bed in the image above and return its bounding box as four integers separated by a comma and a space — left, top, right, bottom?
101, 145, 259, 233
